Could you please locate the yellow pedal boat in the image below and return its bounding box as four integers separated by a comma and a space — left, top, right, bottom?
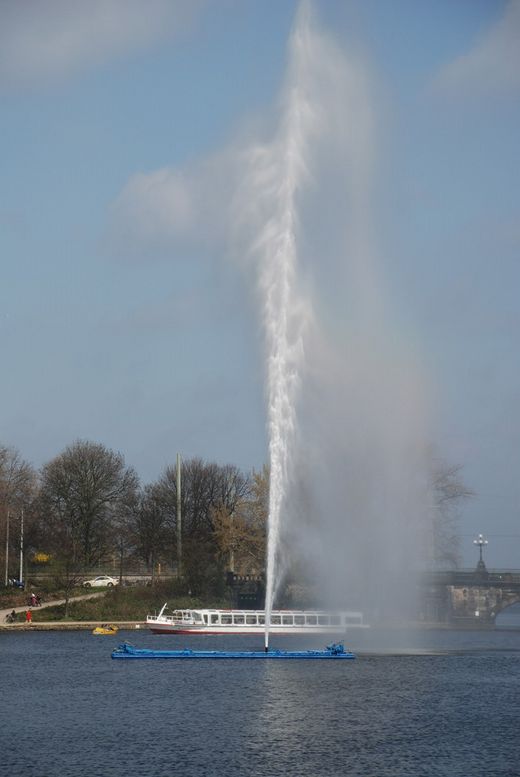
92, 624, 119, 635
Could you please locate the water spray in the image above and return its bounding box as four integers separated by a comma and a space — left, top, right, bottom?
255, 3, 313, 651
235, 0, 430, 648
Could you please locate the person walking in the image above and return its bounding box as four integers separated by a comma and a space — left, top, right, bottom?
25, 609, 32, 624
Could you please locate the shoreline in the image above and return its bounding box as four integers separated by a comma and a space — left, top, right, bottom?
2, 621, 519, 633
0, 621, 146, 631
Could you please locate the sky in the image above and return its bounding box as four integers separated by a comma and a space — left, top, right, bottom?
1, 0, 519, 568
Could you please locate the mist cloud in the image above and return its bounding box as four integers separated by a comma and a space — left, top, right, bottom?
109, 149, 239, 258
0, 0, 205, 88
111, 1, 433, 620
432, 0, 520, 98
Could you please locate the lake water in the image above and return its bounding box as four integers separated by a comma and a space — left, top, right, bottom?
1, 626, 520, 777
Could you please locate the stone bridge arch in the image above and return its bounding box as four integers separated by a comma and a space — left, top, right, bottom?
420, 570, 520, 626
493, 596, 520, 621
449, 582, 520, 625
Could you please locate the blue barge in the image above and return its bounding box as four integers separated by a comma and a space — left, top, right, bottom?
111, 642, 355, 660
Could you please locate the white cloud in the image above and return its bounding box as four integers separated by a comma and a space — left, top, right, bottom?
433, 0, 520, 97
108, 2, 376, 265
0, 0, 204, 88
109, 149, 240, 257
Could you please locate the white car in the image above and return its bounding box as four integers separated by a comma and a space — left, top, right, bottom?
83, 575, 119, 588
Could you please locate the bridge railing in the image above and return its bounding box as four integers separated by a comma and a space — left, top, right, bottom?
424, 569, 520, 586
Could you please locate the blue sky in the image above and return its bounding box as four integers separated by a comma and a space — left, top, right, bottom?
1, 0, 519, 567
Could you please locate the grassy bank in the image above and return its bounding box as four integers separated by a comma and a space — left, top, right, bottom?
26, 582, 232, 622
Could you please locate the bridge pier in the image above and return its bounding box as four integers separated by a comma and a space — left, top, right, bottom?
449, 584, 508, 627
421, 570, 520, 627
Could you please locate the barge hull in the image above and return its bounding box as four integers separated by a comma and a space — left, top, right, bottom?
112, 643, 356, 660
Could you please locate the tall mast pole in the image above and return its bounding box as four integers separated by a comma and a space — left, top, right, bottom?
176, 453, 182, 578
19, 509, 24, 584
4, 511, 9, 586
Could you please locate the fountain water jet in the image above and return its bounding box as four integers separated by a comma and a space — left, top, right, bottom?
235, 4, 318, 650
233, 0, 431, 648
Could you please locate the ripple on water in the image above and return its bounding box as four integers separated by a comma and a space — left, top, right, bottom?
1, 629, 520, 777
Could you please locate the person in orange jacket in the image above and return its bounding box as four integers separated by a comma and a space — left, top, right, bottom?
25, 609, 32, 624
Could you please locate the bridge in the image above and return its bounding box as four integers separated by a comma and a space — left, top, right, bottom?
224, 568, 520, 627
421, 568, 520, 626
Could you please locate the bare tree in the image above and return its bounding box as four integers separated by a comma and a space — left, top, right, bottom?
154, 457, 250, 539
0, 445, 37, 582
149, 458, 251, 593
38, 440, 139, 569
213, 466, 267, 575
131, 484, 170, 581
431, 461, 473, 568
0, 445, 36, 511
111, 487, 140, 584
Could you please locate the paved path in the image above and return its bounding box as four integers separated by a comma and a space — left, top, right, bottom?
0, 591, 106, 626
1, 620, 144, 631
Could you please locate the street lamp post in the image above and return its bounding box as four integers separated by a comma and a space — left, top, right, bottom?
176, 453, 182, 578
19, 508, 24, 585
4, 510, 24, 587
4, 511, 9, 586
473, 533, 488, 573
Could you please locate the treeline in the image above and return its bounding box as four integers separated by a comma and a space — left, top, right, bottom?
0, 441, 268, 596
1, 439, 472, 599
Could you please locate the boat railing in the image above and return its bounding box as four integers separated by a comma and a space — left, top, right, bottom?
148, 607, 366, 628
191, 609, 365, 627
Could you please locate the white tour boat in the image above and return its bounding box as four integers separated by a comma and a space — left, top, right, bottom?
146, 604, 368, 635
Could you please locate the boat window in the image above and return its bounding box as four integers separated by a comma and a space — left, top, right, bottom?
221, 614, 232, 625
192, 612, 203, 622
233, 614, 245, 625
258, 615, 265, 625
330, 615, 341, 626
344, 614, 362, 625
246, 615, 257, 625
294, 615, 305, 625
318, 615, 329, 625
306, 615, 317, 625
210, 614, 219, 624
203, 614, 208, 624
282, 615, 293, 625
270, 615, 281, 625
